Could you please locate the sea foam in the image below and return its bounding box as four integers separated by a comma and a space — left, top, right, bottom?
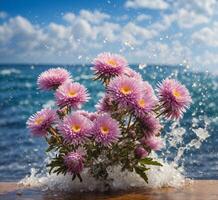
20, 117, 209, 191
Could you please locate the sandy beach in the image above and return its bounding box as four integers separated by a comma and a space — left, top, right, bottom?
0, 180, 218, 200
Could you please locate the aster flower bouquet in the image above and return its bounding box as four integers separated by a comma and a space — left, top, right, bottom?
27, 53, 192, 185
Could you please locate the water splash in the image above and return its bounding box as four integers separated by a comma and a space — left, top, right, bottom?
20, 116, 210, 191
20, 163, 184, 191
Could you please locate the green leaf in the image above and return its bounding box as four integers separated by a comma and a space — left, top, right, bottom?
72, 174, 76, 181
139, 158, 163, 167
134, 166, 148, 183
46, 145, 55, 152
77, 174, 83, 182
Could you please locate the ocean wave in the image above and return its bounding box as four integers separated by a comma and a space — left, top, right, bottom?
0, 68, 21, 75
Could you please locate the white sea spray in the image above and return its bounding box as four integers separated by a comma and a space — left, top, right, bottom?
43, 100, 56, 109
20, 117, 210, 191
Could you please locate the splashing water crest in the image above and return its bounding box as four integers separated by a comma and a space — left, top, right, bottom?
20, 116, 210, 191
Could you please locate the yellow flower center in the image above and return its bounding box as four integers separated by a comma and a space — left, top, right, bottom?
100, 126, 109, 135
71, 124, 81, 133
107, 59, 117, 67
173, 89, 181, 98
68, 90, 78, 97
120, 85, 132, 95
137, 98, 146, 108
34, 116, 44, 125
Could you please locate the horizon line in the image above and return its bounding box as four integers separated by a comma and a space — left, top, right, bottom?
0, 63, 184, 67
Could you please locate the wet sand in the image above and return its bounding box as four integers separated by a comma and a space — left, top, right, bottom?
0, 180, 218, 200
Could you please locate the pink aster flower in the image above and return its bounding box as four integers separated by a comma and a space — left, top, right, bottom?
73, 110, 90, 119
141, 115, 162, 137
64, 151, 84, 174
107, 76, 141, 107
75, 110, 99, 121
92, 52, 128, 78
141, 81, 157, 100
58, 113, 93, 145
143, 136, 164, 151
95, 95, 113, 113
157, 79, 192, 120
93, 114, 121, 146
37, 68, 71, 90
124, 67, 142, 80
55, 81, 89, 109
27, 108, 57, 136
132, 95, 156, 118
88, 112, 99, 121
135, 147, 149, 159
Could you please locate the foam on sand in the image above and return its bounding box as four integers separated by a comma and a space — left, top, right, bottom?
20, 117, 209, 191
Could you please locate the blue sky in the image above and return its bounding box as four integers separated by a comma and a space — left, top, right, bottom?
0, 0, 218, 72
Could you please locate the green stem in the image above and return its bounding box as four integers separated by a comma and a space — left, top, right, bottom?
153, 102, 167, 112
125, 114, 133, 133
129, 120, 137, 130
156, 110, 166, 118
66, 106, 71, 115
104, 77, 110, 87
48, 127, 62, 143
57, 106, 69, 120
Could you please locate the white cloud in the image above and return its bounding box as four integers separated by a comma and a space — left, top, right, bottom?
0, 16, 46, 51
176, 9, 209, 28
49, 23, 71, 39
95, 22, 120, 42
149, 8, 209, 31
192, 22, 218, 47
0, 11, 7, 19
125, 0, 169, 10
121, 22, 157, 45
73, 18, 94, 39
132, 40, 192, 65
79, 10, 110, 24
9, 16, 35, 35
149, 14, 175, 32
63, 13, 75, 23
0, 23, 12, 44
135, 14, 152, 22
0, 10, 158, 63
61, 10, 112, 41
63, 10, 110, 25
177, 0, 217, 16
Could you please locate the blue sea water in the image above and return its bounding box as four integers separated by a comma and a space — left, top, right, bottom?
0, 64, 217, 182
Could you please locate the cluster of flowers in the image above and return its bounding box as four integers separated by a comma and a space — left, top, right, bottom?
27, 53, 192, 184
